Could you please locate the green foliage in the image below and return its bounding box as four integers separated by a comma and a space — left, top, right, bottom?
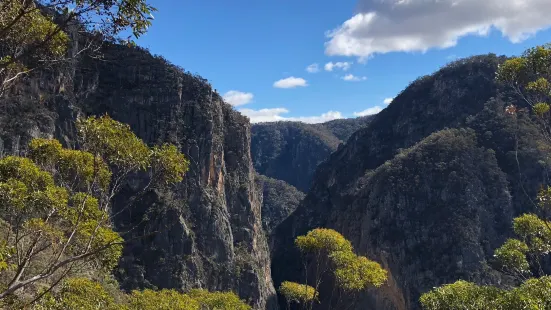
494, 239, 530, 274
496, 43, 551, 118
526, 78, 550, 94
501, 276, 551, 309
279, 281, 317, 304
420, 280, 504, 310
0, 0, 69, 85
423, 43, 551, 310
496, 57, 528, 86
523, 44, 551, 76
538, 185, 551, 211
295, 228, 353, 254
494, 192, 551, 277
330, 251, 387, 291
285, 228, 387, 308
76, 115, 188, 186
64, 193, 105, 225
0, 240, 15, 272
30, 138, 112, 191
0, 0, 156, 94
0, 156, 54, 190
0, 115, 188, 305
37, 277, 120, 310
28, 139, 63, 167
533, 102, 550, 116
513, 214, 551, 255
33, 279, 252, 310
421, 277, 551, 310
77, 115, 151, 171
75, 222, 124, 270
151, 144, 190, 184
189, 289, 252, 310
128, 289, 200, 310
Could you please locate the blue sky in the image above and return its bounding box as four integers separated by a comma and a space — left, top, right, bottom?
135, 0, 551, 123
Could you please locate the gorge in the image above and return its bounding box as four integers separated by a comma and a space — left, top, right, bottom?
1, 39, 550, 309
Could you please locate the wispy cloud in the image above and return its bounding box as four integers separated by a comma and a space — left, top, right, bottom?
325, 61, 352, 71
306, 63, 320, 73
342, 74, 367, 82
383, 97, 394, 105
273, 77, 308, 88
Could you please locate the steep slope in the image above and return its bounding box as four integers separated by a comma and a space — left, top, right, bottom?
251, 116, 372, 192
0, 44, 277, 309
272, 54, 551, 309
255, 174, 305, 235
251, 122, 340, 192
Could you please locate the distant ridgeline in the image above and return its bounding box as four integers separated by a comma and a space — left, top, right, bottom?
251, 116, 374, 192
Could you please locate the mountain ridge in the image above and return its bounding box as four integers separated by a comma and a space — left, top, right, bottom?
271, 53, 550, 309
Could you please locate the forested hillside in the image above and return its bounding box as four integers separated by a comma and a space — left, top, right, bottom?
251, 116, 373, 192
271, 53, 551, 309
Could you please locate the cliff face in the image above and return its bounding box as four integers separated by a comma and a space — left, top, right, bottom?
251, 117, 372, 192
0, 44, 277, 309
271, 54, 551, 309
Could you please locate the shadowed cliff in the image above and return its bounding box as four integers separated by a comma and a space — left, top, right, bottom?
271, 54, 551, 309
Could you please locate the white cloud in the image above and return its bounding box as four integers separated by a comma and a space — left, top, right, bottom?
222, 90, 254, 106
273, 77, 308, 88
239, 108, 343, 124
325, 0, 551, 60
306, 63, 320, 73
239, 108, 290, 123
342, 74, 367, 81
292, 111, 344, 123
383, 97, 394, 105
354, 106, 383, 116
324, 61, 352, 71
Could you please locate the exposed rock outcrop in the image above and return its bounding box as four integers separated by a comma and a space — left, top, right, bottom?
0, 44, 277, 309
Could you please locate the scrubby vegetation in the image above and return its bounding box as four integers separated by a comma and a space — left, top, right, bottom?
420, 43, 551, 310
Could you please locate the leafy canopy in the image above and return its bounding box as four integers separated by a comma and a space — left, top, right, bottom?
295, 228, 353, 254
283, 228, 387, 309
0, 115, 188, 305
0, 0, 155, 94
34, 278, 252, 310
279, 281, 317, 305
189, 289, 252, 310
